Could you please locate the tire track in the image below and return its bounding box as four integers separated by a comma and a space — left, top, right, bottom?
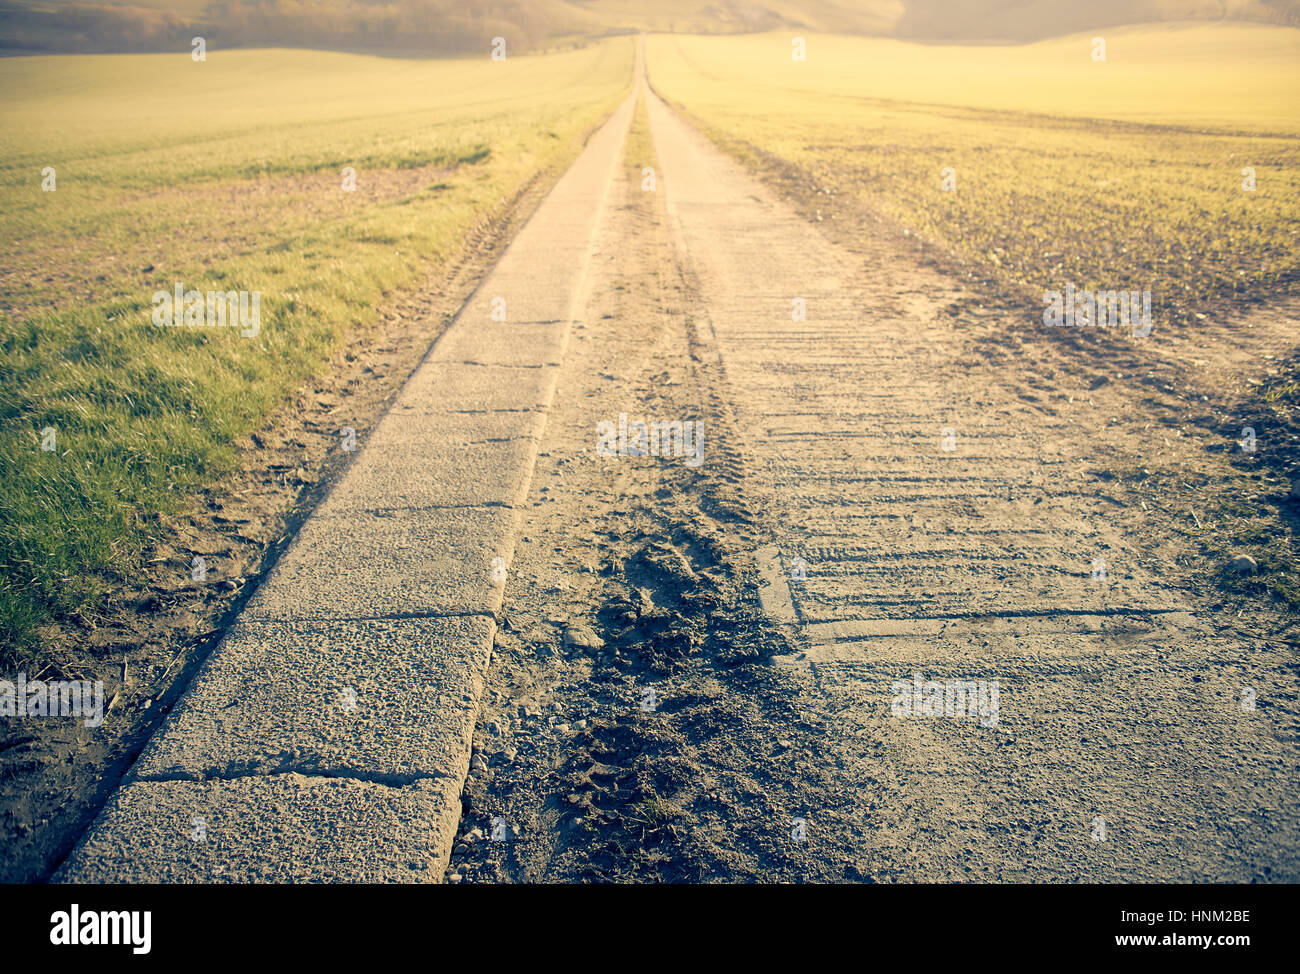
642, 51, 1298, 881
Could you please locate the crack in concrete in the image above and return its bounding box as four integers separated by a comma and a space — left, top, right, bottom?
251, 609, 500, 624
133, 765, 455, 789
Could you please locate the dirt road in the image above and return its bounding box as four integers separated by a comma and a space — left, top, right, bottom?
55, 43, 1298, 883
445, 55, 1298, 882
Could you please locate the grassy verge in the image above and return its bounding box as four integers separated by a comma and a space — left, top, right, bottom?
646, 26, 1300, 324
0, 40, 633, 667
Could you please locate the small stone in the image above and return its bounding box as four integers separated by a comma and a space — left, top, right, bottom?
447, 873, 463, 884
574, 719, 587, 730
1229, 553, 1259, 574
470, 754, 487, 772
556, 723, 571, 733
563, 625, 604, 651
467, 828, 484, 842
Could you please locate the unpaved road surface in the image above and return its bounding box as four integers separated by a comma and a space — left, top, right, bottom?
445, 60, 1298, 882
53, 46, 1298, 884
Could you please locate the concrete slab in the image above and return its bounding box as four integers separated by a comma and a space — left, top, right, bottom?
241, 506, 517, 622
324, 411, 544, 511
132, 615, 493, 782
395, 361, 555, 414
56, 774, 462, 883
435, 321, 568, 368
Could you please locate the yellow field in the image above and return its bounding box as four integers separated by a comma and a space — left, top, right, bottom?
650, 24, 1300, 133
647, 25, 1300, 327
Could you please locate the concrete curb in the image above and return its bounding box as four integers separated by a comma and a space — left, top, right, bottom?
56, 83, 638, 884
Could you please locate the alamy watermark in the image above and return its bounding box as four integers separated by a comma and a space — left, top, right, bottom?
152, 282, 261, 337
50, 905, 150, 954
1, 673, 104, 727
891, 672, 1000, 728
1043, 284, 1151, 337
596, 413, 704, 468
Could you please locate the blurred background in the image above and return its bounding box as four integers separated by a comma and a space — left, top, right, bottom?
3, 0, 1299, 56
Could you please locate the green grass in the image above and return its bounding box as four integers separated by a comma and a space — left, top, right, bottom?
628, 790, 680, 830
647, 25, 1300, 324
0, 40, 633, 666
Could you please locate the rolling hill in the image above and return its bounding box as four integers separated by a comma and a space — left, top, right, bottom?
3, 0, 1299, 54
